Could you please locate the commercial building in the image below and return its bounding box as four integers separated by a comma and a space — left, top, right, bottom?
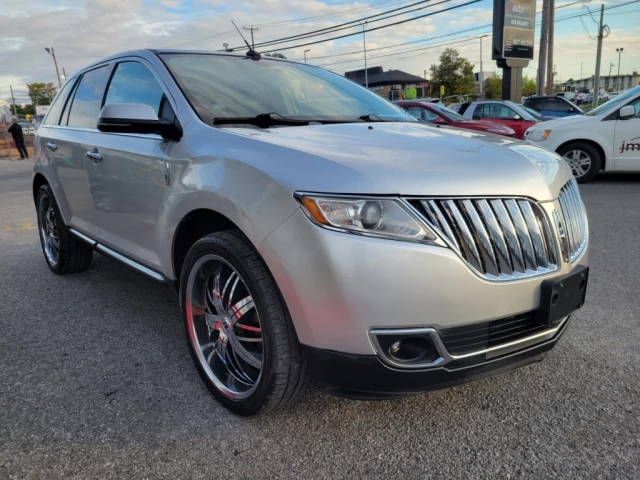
345, 67, 431, 100
564, 72, 639, 92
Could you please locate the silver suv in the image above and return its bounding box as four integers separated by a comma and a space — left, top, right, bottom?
33, 50, 589, 415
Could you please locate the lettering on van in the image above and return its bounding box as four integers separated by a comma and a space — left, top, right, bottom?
620, 137, 640, 153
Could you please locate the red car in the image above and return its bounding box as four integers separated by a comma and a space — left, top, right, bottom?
395, 100, 516, 137
458, 100, 539, 139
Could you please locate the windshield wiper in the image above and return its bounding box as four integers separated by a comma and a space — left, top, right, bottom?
213, 113, 309, 128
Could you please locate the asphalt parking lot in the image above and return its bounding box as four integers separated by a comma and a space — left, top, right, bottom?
0, 159, 638, 479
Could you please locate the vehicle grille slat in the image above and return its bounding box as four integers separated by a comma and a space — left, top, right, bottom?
490, 200, 527, 273
476, 199, 513, 274
442, 200, 484, 272
461, 200, 499, 276
504, 199, 538, 270
518, 200, 549, 268
557, 179, 588, 262
411, 192, 568, 280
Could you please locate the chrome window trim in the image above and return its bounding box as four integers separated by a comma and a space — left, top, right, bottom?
370, 316, 568, 370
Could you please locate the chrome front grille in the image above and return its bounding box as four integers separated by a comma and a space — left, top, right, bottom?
409, 197, 558, 280
557, 179, 588, 262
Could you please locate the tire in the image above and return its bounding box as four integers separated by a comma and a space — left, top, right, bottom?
36, 184, 93, 274
180, 230, 310, 416
557, 142, 602, 183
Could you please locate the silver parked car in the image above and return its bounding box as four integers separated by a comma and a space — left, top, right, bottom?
33, 49, 589, 415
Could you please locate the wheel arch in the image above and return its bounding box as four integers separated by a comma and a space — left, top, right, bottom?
32, 173, 49, 205
171, 208, 240, 281
556, 139, 607, 171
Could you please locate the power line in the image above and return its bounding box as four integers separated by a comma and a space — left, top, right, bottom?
253, 0, 415, 27
289, 0, 583, 62
262, 0, 481, 54
228, 0, 452, 51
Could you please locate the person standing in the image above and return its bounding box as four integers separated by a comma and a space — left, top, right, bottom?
8, 119, 28, 159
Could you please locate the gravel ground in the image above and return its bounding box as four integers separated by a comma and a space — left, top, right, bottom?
1, 160, 638, 479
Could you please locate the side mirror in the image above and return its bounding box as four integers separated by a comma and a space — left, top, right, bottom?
619, 105, 636, 120
513, 114, 521, 120
97, 102, 182, 140
568, 107, 575, 113
432, 117, 447, 125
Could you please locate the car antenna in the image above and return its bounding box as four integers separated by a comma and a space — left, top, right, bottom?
231, 21, 261, 60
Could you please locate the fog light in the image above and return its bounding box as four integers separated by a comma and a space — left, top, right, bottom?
389, 341, 402, 354
372, 330, 441, 367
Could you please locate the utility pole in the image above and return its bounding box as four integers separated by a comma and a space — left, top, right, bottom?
546, 0, 555, 94
362, 22, 368, 89
243, 26, 258, 49
537, 0, 550, 95
304, 49, 310, 63
2, 114, 11, 158
593, 4, 605, 108
479, 35, 488, 95
424, 69, 427, 80
616, 47, 624, 90
44, 47, 62, 88
580, 61, 583, 80
9, 86, 17, 116
609, 62, 614, 77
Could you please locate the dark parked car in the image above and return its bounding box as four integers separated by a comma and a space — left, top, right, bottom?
523, 95, 584, 118
396, 100, 516, 137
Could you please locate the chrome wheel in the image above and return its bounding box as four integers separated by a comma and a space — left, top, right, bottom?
39, 195, 60, 266
563, 149, 592, 179
185, 255, 263, 400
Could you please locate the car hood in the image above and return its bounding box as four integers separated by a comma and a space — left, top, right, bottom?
224, 122, 570, 201
531, 114, 594, 130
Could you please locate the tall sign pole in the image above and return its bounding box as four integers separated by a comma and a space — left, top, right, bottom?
546, 0, 555, 94
493, 0, 535, 101
537, 0, 549, 95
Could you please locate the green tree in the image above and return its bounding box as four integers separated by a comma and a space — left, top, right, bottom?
484, 72, 502, 99
522, 75, 536, 97
26, 82, 57, 106
12, 104, 35, 115
429, 48, 476, 96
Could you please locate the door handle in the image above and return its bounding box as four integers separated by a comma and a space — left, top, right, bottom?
86, 149, 103, 162
46, 142, 58, 151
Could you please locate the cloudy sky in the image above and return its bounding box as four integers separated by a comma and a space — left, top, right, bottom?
1, 0, 639, 104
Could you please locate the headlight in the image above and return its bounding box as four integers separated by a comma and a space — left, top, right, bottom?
296, 194, 437, 242
527, 129, 551, 142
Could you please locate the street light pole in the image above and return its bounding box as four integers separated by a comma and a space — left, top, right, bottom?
616, 47, 624, 90
44, 47, 62, 88
304, 49, 310, 63
362, 22, 369, 88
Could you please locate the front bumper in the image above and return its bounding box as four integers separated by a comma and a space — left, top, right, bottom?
303, 315, 570, 399
259, 208, 588, 356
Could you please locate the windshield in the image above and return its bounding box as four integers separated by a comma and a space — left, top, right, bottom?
521, 105, 542, 118
431, 103, 465, 121
160, 53, 416, 124
587, 86, 640, 116
504, 101, 537, 121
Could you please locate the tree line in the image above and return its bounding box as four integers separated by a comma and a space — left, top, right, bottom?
429, 48, 536, 98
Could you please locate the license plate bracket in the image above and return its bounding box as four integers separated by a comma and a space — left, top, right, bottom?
536, 266, 589, 326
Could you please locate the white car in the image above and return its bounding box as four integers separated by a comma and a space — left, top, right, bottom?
525, 85, 640, 182
18, 121, 36, 136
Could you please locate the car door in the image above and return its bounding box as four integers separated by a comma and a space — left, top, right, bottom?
613, 97, 640, 171
60, 64, 114, 235
81, 59, 175, 270
476, 103, 526, 137
35, 76, 98, 232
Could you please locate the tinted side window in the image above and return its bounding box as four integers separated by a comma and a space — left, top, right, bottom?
66, 66, 111, 128
543, 98, 566, 112
527, 98, 543, 109
105, 62, 165, 115
43, 79, 76, 126
472, 104, 484, 119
